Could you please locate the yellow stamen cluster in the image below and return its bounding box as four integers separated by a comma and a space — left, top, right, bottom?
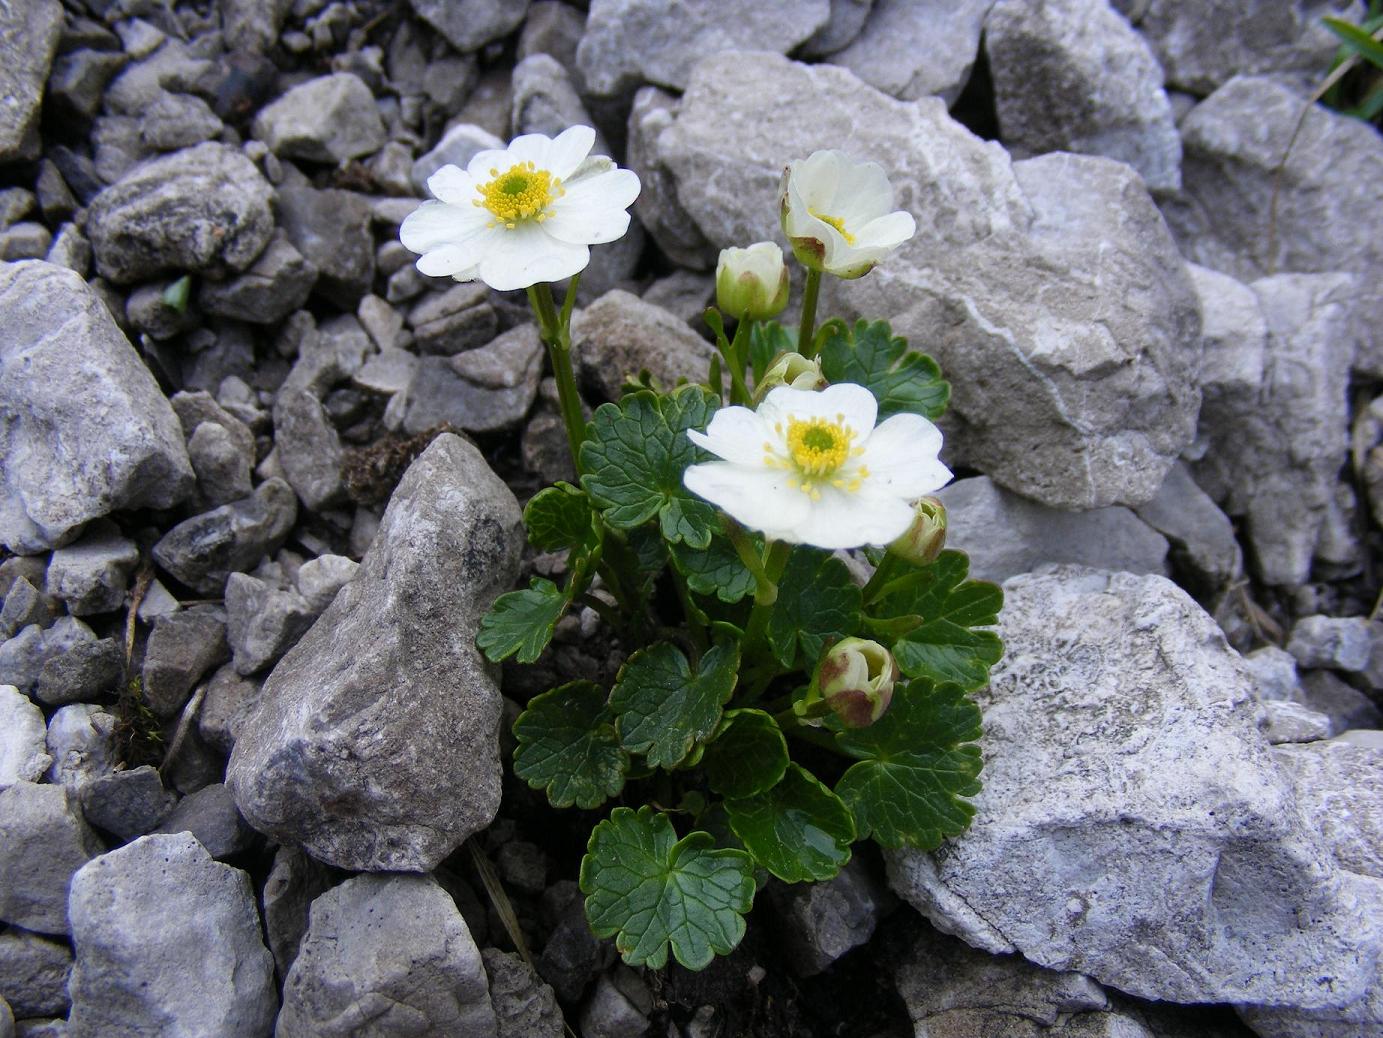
474, 161, 564, 230
809, 208, 856, 245
765, 416, 868, 499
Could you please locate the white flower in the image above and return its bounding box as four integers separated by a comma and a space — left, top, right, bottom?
715, 241, 789, 320
399, 125, 640, 292
779, 150, 916, 279
683, 383, 951, 549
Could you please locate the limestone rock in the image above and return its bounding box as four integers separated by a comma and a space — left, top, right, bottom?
886, 567, 1379, 1011
252, 73, 385, 163
151, 478, 298, 596
407, 0, 529, 54
401, 326, 544, 435
635, 53, 1202, 508
227, 435, 522, 871
277, 874, 496, 1037
1131, 461, 1242, 593
79, 766, 177, 842
577, 0, 829, 96
86, 143, 275, 285
224, 572, 316, 675
0, 262, 193, 552
198, 232, 318, 325
987, 0, 1182, 191
262, 845, 332, 982
66, 833, 277, 1038
484, 949, 564, 1038
0, 783, 104, 935
44, 704, 118, 790
141, 606, 230, 718
765, 858, 887, 977
0, 930, 71, 1019
571, 290, 718, 402
825, 0, 992, 105
46, 523, 140, 617
0, 0, 62, 163
0, 685, 52, 785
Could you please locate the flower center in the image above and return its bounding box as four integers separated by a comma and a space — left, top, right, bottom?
474, 161, 564, 230
809, 208, 856, 245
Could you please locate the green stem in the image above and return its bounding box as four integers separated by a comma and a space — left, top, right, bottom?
668, 565, 708, 655
797, 268, 822, 357
724, 520, 770, 595
743, 539, 793, 658
728, 318, 753, 404
861, 553, 900, 604
526, 282, 586, 474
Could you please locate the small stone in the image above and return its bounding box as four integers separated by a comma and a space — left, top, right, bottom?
154, 783, 256, 860
1297, 670, 1382, 735
0, 930, 71, 1019
483, 948, 564, 1038
187, 422, 255, 507
198, 663, 263, 754
34, 637, 123, 707
1132, 462, 1242, 594
277, 186, 376, 309
580, 972, 650, 1038
765, 858, 886, 976
224, 572, 316, 676
66, 833, 277, 1038
1242, 645, 1302, 703
125, 280, 199, 341
1287, 615, 1374, 672
799, 0, 874, 57
571, 290, 718, 401
274, 388, 347, 511
522, 409, 577, 485
0, 189, 34, 230
86, 143, 275, 285
402, 326, 543, 434
46, 48, 127, 122
0, 618, 92, 698
496, 840, 547, 895
141, 606, 230, 718
407, 0, 529, 54
0, 685, 52, 785
198, 231, 318, 324
354, 347, 418, 396
517, 1, 586, 80
139, 91, 223, 151
171, 390, 257, 460
79, 766, 177, 842
356, 295, 403, 352
640, 269, 713, 327
538, 887, 614, 1003
252, 72, 386, 163
408, 283, 497, 356
936, 476, 1170, 585
277, 874, 497, 1037
1259, 700, 1333, 745
1, 578, 56, 639
46, 523, 140, 616
0, 0, 62, 163
0, 783, 104, 935
44, 225, 91, 277
151, 478, 298, 596
0, 223, 52, 262
222, 0, 292, 53
295, 555, 359, 612
411, 123, 505, 196
262, 845, 333, 982
44, 704, 117, 791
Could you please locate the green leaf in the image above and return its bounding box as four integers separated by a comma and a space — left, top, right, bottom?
817, 318, 950, 421
1324, 16, 1383, 69
874, 550, 1003, 690
749, 320, 795, 383
161, 275, 191, 312
834, 679, 983, 850
765, 549, 862, 669
611, 642, 739, 769
726, 763, 855, 882
702, 709, 788, 799
669, 533, 759, 604
581, 806, 756, 970
579, 385, 720, 549
513, 682, 627, 809
524, 483, 598, 553
476, 578, 567, 664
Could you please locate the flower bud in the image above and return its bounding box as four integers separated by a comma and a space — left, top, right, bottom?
715, 242, 789, 320
888, 497, 947, 566
751, 351, 827, 404
815, 637, 899, 728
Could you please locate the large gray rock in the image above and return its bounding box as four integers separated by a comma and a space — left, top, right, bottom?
227, 435, 522, 871
577, 0, 829, 96
936, 476, 1169, 585
0, 0, 62, 163
251, 73, 386, 164
0, 684, 51, 784
1167, 76, 1383, 371
277, 874, 496, 1037
408, 0, 529, 53
825, 0, 992, 105
67, 832, 277, 1038
86, 143, 276, 285
986, 0, 1182, 191
1191, 270, 1358, 585
634, 53, 1202, 509
1239, 741, 1383, 1036
151, 478, 297, 596
571, 290, 718, 402
1119, 0, 1351, 95
0, 783, 103, 935
0, 262, 193, 553
887, 567, 1380, 1013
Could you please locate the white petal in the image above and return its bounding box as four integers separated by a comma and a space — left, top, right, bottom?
426, 165, 478, 206
476, 223, 590, 292
400, 201, 490, 254
683, 462, 810, 538
832, 160, 895, 225
856, 413, 952, 499
793, 150, 846, 211
687, 407, 772, 465
542, 169, 640, 244
466, 147, 517, 180
758, 383, 878, 439
416, 245, 480, 278
546, 125, 597, 179
505, 132, 555, 168
788, 487, 915, 549
851, 209, 915, 250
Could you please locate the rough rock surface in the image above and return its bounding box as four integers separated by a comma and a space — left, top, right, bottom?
46, 523, 140, 616
570, 290, 719, 402
986, 0, 1182, 191
936, 476, 1169, 585
635, 53, 1202, 508
0, 685, 52, 785
0, 929, 72, 1019
0, 0, 63, 163
228, 435, 522, 871
483, 949, 564, 1038
825, 0, 992, 106
766, 858, 887, 977
251, 73, 385, 164
0, 783, 103, 935
86, 142, 276, 285
0, 262, 193, 553
66, 833, 277, 1038
277, 874, 496, 1037
887, 567, 1379, 1011
408, 0, 530, 54
152, 478, 297, 595
576, 0, 830, 96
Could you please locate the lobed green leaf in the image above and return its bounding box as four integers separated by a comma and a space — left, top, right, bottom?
611, 642, 739, 769
766, 549, 862, 669
669, 533, 759, 604
702, 709, 788, 799
817, 318, 950, 421
476, 578, 567, 664
523, 482, 599, 553
726, 763, 855, 883
513, 682, 627, 809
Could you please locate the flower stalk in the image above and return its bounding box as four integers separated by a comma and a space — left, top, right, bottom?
526, 280, 587, 475
797, 268, 822, 357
